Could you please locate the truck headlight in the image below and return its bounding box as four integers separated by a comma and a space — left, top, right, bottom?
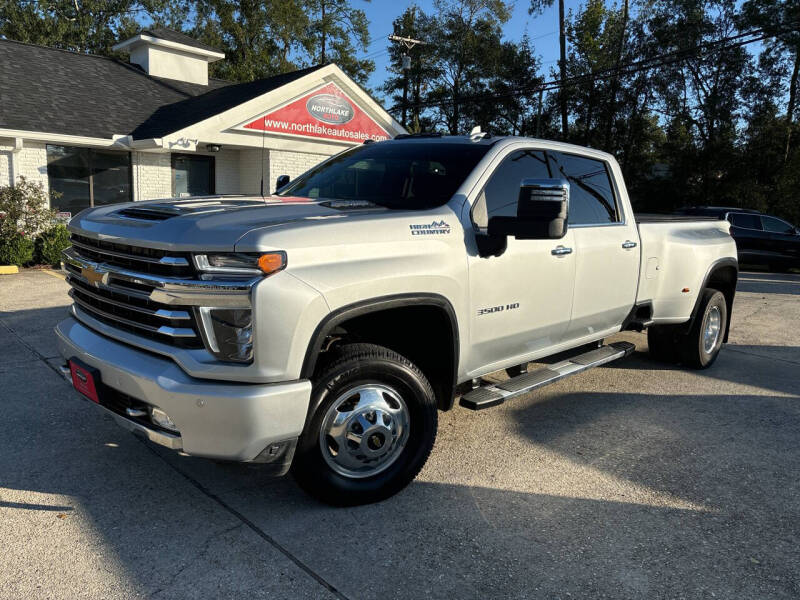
198, 307, 254, 363
193, 252, 286, 277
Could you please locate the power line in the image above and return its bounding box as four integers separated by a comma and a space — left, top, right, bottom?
390, 23, 796, 112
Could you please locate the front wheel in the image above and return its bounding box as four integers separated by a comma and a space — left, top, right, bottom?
291, 343, 437, 506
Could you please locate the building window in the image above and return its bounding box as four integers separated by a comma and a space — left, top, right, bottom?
172, 154, 215, 197
46, 145, 132, 216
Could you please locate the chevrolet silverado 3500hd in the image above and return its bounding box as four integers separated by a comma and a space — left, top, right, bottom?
56, 135, 738, 505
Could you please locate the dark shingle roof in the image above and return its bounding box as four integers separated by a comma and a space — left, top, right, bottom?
139, 27, 222, 54
130, 65, 325, 139
0, 38, 324, 141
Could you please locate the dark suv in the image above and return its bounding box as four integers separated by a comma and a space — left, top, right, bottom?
676, 207, 799, 270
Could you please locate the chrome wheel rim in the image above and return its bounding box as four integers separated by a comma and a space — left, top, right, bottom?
319, 383, 410, 479
703, 305, 722, 354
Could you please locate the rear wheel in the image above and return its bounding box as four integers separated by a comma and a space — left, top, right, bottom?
292, 343, 437, 506
679, 289, 727, 369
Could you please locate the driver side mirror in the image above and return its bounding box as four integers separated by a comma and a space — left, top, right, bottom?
275, 174, 290, 192
488, 179, 569, 240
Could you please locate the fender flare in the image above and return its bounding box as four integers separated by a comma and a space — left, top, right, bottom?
300, 293, 460, 408
686, 257, 738, 342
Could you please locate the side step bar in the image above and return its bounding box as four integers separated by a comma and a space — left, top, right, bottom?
460, 341, 636, 411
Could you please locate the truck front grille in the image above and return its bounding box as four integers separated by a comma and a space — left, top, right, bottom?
64, 238, 204, 349
63, 241, 256, 355
69, 234, 195, 278
65, 274, 202, 348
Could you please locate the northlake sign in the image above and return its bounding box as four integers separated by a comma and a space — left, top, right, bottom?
242, 82, 391, 143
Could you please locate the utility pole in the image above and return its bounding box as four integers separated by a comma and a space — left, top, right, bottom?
558, 0, 568, 139
321, 1, 327, 64
536, 88, 544, 138
389, 29, 427, 129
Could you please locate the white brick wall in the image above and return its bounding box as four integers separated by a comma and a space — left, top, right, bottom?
132, 151, 171, 200
18, 142, 49, 193
238, 149, 269, 195
213, 149, 240, 194
268, 149, 327, 194
0, 138, 49, 194
0, 138, 11, 188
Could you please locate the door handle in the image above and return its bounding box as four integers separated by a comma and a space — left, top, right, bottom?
551, 245, 573, 256
622, 240, 637, 249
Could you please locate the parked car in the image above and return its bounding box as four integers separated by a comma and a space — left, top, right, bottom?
56, 135, 738, 505
676, 206, 800, 270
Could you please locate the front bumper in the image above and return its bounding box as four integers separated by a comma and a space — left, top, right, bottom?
55, 317, 312, 464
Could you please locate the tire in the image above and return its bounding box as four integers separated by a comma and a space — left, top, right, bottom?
677, 288, 728, 369
291, 343, 437, 506
647, 324, 679, 363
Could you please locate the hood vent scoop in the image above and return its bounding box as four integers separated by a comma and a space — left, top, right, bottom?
117, 206, 181, 221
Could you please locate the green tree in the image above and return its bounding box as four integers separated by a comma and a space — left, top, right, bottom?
381, 6, 438, 131
530, 0, 569, 138
0, 0, 187, 56
193, 0, 309, 81
741, 0, 800, 163
425, 0, 512, 134
303, 0, 374, 86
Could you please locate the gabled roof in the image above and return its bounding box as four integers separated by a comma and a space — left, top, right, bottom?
0, 37, 324, 141
130, 65, 326, 139
138, 27, 222, 54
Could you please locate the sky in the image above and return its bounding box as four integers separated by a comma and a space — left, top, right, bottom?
355, 0, 584, 99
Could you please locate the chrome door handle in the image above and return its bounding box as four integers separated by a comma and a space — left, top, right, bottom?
551, 245, 573, 256
622, 240, 637, 249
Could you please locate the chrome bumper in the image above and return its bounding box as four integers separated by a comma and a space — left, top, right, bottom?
55, 316, 312, 463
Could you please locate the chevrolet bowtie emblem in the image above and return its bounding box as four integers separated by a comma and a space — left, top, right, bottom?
81, 265, 108, 288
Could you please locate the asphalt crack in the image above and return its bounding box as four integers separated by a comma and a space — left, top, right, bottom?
139, 440, 351, 600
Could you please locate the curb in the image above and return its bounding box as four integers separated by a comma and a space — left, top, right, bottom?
0, 265, 20, 275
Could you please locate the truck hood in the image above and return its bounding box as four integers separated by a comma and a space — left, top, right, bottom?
67, 196, 389, 252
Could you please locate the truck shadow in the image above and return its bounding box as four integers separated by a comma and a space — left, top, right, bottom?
2, 302, 799, 598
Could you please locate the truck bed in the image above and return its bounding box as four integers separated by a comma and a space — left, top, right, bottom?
635, 213, 719, 223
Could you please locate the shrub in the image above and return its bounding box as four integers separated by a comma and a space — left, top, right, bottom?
0, 178, 54, 237
34, 224, 71, 267
0, 178, 58, 266
0, 232, 35, 266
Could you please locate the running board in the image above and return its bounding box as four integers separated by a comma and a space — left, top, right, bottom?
460, 341, 636, 410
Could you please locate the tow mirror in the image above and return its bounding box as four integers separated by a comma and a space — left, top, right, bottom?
275, 174, 290, 192
488, 178, 569, 240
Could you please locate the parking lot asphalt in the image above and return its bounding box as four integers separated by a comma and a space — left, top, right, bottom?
1, 269, 798, 599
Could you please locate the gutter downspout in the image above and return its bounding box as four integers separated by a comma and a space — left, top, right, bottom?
9, 138, 23, 185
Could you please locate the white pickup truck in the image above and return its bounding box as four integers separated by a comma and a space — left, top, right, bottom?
56, 134, 738, 505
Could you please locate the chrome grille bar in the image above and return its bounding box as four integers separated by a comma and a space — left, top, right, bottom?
66, 278, 191, 320
70, 292, 196, 338
70, 239, 189, 266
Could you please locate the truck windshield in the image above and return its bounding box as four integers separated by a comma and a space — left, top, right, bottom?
277, 142, 491, 209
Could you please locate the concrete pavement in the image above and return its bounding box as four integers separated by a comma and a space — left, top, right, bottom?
1, 269, 798, 599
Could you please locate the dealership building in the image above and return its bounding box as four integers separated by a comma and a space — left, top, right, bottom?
0, 28, 404, 218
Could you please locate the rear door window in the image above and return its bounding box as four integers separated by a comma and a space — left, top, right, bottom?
728, 213, 762, 230
546, 152, 620, 225
761, 216, 794, 234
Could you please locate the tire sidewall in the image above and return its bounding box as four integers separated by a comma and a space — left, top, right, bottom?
695, 290, 727, 367
293, 354, 436, 504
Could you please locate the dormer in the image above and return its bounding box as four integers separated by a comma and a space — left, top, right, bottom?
112, 28, 224, 86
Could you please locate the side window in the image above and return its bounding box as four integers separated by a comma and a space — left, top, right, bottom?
761, 216, 794, 234
547, 152, 619, 225
728, 213, 762, 230
474, 150, 550, 227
